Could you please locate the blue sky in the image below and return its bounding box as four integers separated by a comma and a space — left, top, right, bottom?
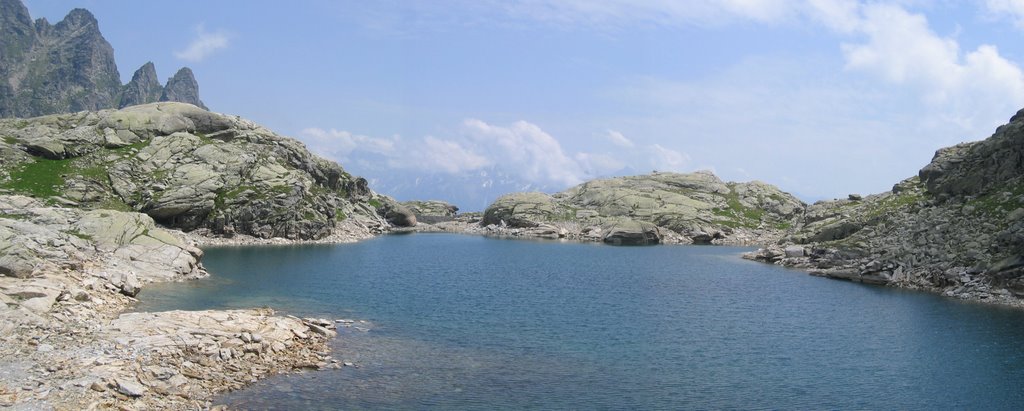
22, 0, 1024, 209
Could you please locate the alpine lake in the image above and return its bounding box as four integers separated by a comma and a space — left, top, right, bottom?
135, 233, 1024, 410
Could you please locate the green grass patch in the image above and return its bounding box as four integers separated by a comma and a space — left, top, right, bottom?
966, 182, 1024, 217
0, 157, 72, 198
270, 185, 293, 195
368, 198, 383, 209
93, 197, 134, 212
65, 230, 93, 241
3, 136, 17, 145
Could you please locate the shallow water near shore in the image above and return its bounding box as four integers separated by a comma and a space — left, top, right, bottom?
138, 233, 1024, 409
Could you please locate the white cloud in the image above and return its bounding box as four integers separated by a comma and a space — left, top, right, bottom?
174, 25, 230, 62
300, 127, 395, 161
605, 130, 635, 147
461, 119, 586, 187
646, 144, 690, 172
986, 0, 1024, 28
837, 3, 1024, 129
301, 119, 692, 190
804, 0, 860, 33
396, 136, 491, 173
575, 152, 625, 176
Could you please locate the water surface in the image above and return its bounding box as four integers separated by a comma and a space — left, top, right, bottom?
138, 234, 1024, 409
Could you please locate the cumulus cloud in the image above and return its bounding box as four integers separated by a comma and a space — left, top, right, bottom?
398, 136, 492, 173
986, 0, 1024, 28
174, 25, 230, 62
460, 119, 587, 186
300, 127, 396, 160
605, 130, 635, 147
834, 3, 1024, 128
646, 144, 690, 172
301, 120, 690, 190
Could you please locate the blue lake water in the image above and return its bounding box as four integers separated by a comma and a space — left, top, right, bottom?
136, 233, 1024, 409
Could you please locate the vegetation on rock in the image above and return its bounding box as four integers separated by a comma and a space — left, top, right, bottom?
0, 102, 405, 240
480, 170, 805, 245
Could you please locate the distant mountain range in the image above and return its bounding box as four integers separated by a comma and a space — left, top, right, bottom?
0, 0, 206, 118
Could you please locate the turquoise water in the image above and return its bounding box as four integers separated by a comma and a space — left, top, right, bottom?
137, 234, 1024, 409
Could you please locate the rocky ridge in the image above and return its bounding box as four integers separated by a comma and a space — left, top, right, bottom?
478, 171, 804, 245
745, 108, 1024, 306
0, 102, 408, 240
0, 0, 206, 117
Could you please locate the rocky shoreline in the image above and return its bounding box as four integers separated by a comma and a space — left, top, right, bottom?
0, 195, 379, 410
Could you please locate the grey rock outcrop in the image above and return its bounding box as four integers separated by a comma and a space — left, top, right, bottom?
0, 4, 121, 117
602, 219, 661, 245
0, 195, 203, 286
480, 171, 804, 245
402, 200, 458, 224
382, 203, 417, 227
119, 62, 163, 108
0, 102, 399, 240
746, 107, 1024, 306
0, 1, 208, 117
159, 67, 207, 110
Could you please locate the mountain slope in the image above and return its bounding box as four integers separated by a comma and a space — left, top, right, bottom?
747, 108, 1024, 304
0, 102, 408, 240
0, 0, 206, 117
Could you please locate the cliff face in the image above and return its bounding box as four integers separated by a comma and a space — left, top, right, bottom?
0, 4, 122, 117
159, 67, 206, 110
0, 102, 405, 240
0, 1, 207, 117
481, 171, 805, 245
119, 62, 162, 108
746, 108, 1024, 304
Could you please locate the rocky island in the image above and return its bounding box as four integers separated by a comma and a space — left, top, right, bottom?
458, 110, 1024, 308
461, 171, 804, 246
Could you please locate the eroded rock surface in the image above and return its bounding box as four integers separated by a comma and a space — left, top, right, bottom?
0, 196, 349, 409
480, 171, 804, 245
745, 108, 1024, 306
0, 102, 402, 240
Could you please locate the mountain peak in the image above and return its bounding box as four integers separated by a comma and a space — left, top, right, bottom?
160, 67, 207, 110
120, 62, 163, 108
55, 8, 99, 33
0, 0, 208, 117
0, 0, 31, 27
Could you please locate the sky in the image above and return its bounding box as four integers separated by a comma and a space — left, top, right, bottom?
22, 0, 1024, 210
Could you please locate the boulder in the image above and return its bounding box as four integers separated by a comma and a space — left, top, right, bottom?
784, 245, 806, 258
384, 204, 417, 227
602, 219, 661, 246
